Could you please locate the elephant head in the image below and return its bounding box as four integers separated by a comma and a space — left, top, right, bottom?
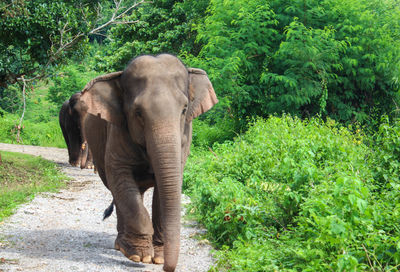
59, 92, 92, 168
79, 54, 217, 271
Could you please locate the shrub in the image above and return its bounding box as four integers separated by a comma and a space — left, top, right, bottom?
0, 112, 65, 148
47, 64, 101, 107
184, 115, 400, 270
191, 117, 236, 148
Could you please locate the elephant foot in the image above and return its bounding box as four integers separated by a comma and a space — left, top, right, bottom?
115, 234, 153, 264
69, 161, 79, 167
153, 244, 164, 264
114, 239, 120, 250
85, 162, 95, 170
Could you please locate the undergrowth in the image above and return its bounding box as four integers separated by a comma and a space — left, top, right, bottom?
184, 115, 400, 271
0, 113, 65, 147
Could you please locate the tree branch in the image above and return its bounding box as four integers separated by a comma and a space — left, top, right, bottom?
89, 0, 147, 35
3, 0, 147, 90
15, 76, 28, 143
361, 244, 376, 272
47, 0, 146, 67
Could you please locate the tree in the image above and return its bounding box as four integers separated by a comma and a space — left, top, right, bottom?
268, 0, 400, 123
92, 0, 210, 71
0, 0, 146, 140
0, 0, 145, 89
189, 0, 400, 127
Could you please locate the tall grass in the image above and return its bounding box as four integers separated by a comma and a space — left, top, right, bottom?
0, 113, 65, 147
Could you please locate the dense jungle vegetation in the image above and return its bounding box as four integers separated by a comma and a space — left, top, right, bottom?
1, 0, 400, 270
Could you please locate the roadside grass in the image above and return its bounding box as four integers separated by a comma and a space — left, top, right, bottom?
0, 64, 103, 148
0, 114, 66, 148
0, 151, 67, 221
0, 79, 66, 148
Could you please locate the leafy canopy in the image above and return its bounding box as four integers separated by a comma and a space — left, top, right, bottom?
189, 0, 400, 126
0, 0, 97, 86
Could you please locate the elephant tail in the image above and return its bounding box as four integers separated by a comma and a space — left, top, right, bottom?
103, 200, 114, 220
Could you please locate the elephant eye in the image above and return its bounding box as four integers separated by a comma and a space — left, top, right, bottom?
135, 110, 142, 118
182, 105, 188, 115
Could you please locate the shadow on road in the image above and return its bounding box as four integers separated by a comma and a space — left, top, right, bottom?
1, 228, 148, 269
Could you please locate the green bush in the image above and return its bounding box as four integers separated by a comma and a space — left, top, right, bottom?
369, 116, 400, 189
0, 113, 65, 148
0, 83, 22, 113
184, 115, 400, 271
191, 117, 236, 148
47, 64, 101, 107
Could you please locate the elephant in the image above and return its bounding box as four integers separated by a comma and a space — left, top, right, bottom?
59, 92, 94, 169
78, 54, 218, 272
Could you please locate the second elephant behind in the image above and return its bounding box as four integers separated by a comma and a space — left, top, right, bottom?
59, 92, 95, 169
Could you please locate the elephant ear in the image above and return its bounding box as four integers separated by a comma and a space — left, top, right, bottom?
68, 92, 81, 115
79, 71, 124, 125
187, 68, 218, 122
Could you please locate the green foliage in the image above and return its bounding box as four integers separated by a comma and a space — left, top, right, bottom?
0, 151, 67, 221
89, 0, 400, 126
0, 0, 97, 85
184, 115, 400, 271
191, 117, 235, 148
186, 0, 400, 127
0, 84, 22, 113
318, 0, 400, 123
93, 0, 209, 71
261, 19, 346, 117
191, 97, 236, 148
25, 81, 59, 122
369, 116, 400, 189
47, 64, 101, 107
188, 0, 277, 128
0, 113, 65, 148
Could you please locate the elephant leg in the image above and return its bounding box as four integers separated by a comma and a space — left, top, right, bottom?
79, 141, 89, 169
86, 148, 95, 169
105, 125, 154, 263
114, 205, 124, 249
152, 184, 164, 264
96, 166, 108, 189
111, 182, 153, 264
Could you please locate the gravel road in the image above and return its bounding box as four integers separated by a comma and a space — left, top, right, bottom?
0, 143, 213, 272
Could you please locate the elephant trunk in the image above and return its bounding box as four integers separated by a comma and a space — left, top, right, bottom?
146, 122, 182, 272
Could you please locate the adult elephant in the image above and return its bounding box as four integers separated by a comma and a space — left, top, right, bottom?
59, 92, 94, 169
78, 54, 217, 272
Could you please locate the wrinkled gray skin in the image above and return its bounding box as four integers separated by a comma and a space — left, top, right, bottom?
59, 92, 93, 169
79, 54, 218, 272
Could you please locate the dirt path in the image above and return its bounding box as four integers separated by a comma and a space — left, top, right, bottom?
0, 143, 213, 272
